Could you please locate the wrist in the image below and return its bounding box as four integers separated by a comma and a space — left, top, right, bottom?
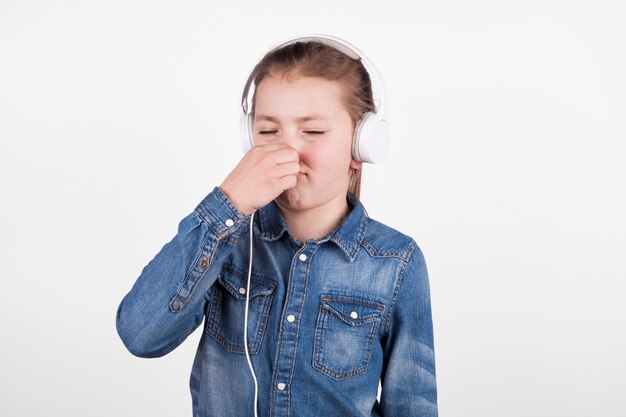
218, 185, 255, 216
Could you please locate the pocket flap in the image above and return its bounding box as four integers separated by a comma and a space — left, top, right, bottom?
218, 263, 276, 300
320, 293, 385, 325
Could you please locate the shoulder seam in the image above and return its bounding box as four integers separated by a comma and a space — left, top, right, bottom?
359, 219, 414, 259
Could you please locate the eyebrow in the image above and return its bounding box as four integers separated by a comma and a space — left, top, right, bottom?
254, 114, 329, 122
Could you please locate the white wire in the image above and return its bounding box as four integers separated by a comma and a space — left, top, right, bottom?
243, 212, 259, 417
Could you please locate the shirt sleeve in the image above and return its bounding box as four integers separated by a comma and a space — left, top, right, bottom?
379, 241, 439, 416
115, 186, 252, 358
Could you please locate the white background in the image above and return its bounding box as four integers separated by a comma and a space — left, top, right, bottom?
1, 1, 624, 416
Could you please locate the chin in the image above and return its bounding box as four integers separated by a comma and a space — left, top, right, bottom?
277, 187, 303, 208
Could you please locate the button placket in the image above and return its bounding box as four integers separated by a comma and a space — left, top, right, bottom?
272, 246, 315, 410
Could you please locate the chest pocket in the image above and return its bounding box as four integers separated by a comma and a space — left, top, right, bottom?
312, 293, 385, 380
205, 263, 276, 354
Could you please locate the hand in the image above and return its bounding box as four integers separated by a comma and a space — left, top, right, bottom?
219, 143, 300, 215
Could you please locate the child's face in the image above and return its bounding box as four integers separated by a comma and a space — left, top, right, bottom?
252, 72, 359, 212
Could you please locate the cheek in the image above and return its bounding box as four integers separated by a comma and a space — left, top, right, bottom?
302, 141, 351, 173
298, 146, 325, 170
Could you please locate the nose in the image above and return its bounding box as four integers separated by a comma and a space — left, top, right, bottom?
280, 128, 299, 148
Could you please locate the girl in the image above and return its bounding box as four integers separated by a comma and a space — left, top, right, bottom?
116, 34, 438, 417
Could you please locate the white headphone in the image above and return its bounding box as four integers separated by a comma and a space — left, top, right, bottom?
239, 33, 390, 163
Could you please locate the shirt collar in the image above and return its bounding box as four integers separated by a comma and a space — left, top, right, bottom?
256, 193, 368, 262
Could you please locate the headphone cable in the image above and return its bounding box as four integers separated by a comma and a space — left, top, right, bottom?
243, 212, 259, 417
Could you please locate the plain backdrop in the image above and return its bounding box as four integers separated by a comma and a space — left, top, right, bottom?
1, 1, 624, 416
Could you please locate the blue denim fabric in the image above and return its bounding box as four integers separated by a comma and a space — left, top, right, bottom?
116, 186, 438, 416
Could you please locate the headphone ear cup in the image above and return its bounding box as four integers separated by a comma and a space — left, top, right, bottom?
353, 111, 389, 163
352, 116, 366, 162
240, 113, 254, 153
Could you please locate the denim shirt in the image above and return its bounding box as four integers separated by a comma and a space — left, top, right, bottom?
116, 186, 438, 417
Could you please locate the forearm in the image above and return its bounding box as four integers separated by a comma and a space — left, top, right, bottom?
115, 186, 252, 358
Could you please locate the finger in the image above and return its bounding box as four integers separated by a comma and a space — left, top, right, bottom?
274, 160, 300, 178
254, 143, 291, 152
277, 174, 298, 190
266, 146, 299, 166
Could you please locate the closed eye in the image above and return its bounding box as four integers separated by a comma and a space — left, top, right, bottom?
258, 131, 325, 135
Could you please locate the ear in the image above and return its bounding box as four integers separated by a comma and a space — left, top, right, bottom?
350, 159, 363, 170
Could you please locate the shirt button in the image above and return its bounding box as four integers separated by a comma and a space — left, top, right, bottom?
350, 311, 359, 319
277, 382, 286, 391
225, 218, 234, 227
298, 253, 307, 261
287, 314, 295, 323
239, 287, 246, 295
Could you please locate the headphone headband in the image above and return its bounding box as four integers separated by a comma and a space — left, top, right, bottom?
241, 33, 387, 120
